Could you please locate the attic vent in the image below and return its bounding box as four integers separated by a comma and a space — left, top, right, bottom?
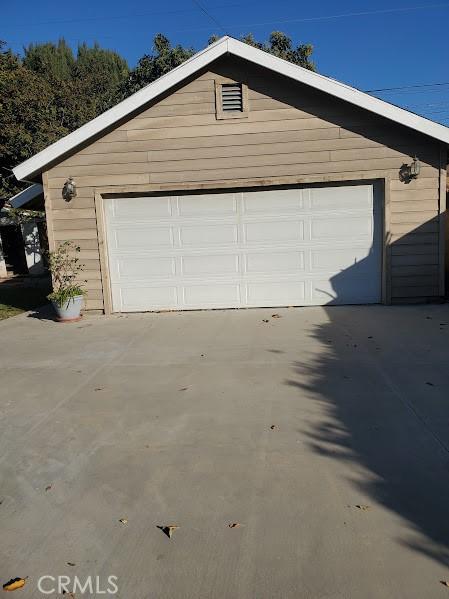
221, 83, 243, 112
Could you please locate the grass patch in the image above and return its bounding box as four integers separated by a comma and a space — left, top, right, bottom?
0, 277, 51, 320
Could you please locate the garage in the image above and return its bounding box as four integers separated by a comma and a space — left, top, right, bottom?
104, 184, 382, 312
13, 36, 447, 312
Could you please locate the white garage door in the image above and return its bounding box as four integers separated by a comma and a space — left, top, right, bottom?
104, 184, 382, 312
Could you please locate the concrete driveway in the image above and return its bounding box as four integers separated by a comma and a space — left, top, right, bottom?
1, 305, 449, 598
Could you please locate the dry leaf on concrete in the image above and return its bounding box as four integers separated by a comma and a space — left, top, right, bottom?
270, 425, 278, 430
271, 314, 281, 318
66, 562, 76, 567
355, 504, 370, 511
440, 580, 449, 587
3, 578, 27, 591
119, 518, 128, 525
158, 525, 179, 539
228, 522, 241, 528
262, 319, 269, 323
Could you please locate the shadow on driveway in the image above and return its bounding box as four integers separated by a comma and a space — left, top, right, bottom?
286, 305, 449, 568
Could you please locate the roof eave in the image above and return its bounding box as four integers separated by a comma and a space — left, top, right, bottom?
9, 183, 44, 209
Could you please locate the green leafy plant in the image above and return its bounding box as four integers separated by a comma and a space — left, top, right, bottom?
47, 241, 86, 307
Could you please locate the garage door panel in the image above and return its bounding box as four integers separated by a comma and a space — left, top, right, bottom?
246, 252, 304, 273
311, 248, 372, 271
244, 221, 304, 243
113, 257, 176, 279
311, 216, 373, 240
310, 185, 373, 211
181, 254, 239, 275
312, 276, 380, 305
180, 224, 238, 246
183, 284, 240, 306
178, 193, 237, 216
119, 286, 178, 310
114, 228, 173, 248
247, 281, 306, 304
110, 196, 172, 218
243, 188, 304, 213
105, 184, 381, 311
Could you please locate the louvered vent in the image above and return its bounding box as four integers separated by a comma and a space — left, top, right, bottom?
221, 83, 243, 112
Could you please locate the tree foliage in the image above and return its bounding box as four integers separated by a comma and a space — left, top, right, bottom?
0, 32, 315, 198
209, 31, 315, 71
0, 39, 129, 197
0, 41, 66, 197
120, 34, 195, 97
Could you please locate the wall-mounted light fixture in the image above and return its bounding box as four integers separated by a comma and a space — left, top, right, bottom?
409, 156, 421, 179
399, 156, 421, 183
62, 177, 77, 202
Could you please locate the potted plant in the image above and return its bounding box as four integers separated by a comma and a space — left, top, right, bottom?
47, 241, 86, 322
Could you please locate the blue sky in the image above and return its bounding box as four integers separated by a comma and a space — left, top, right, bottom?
3, 0, 449, 123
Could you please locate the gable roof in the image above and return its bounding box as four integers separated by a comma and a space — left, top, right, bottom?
13, 35, 449, 182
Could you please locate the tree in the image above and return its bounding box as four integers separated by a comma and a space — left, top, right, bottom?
62, 43, 129, 128
121, 34, 195, 97
0, 39, 129, 197
210, 32, 315, 71
23, 40, 129, 130
0, 42, 67, 197
23, 38, 75, 80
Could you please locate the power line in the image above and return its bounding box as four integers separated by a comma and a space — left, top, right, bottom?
191, 0, 226, 35
229, 2, 449, 29
167, 2, 449, 34
366, 82, 449, 93
1, 2, 244, 30
4, 1, 449, 32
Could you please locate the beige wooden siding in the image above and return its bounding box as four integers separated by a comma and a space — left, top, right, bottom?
44, 56, 444, 310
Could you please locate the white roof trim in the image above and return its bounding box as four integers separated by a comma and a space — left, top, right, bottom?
9, 184, 43, 208
13, 36, 449, 181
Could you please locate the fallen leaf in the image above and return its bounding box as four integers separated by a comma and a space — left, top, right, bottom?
228, 522, 241, 528
119, 518, 128, 525
45, 485, 52, 492
3, 578, 27, 591
262, 319, 269, 323
66, 562, 76, 567
440, 580, 449, 587
94, 388, 104, 392
158, 525, 179, 539
271, 314, 281, 319
179, 387, 188, 392
270, 425, 278, 430
355, 504, 370, 511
